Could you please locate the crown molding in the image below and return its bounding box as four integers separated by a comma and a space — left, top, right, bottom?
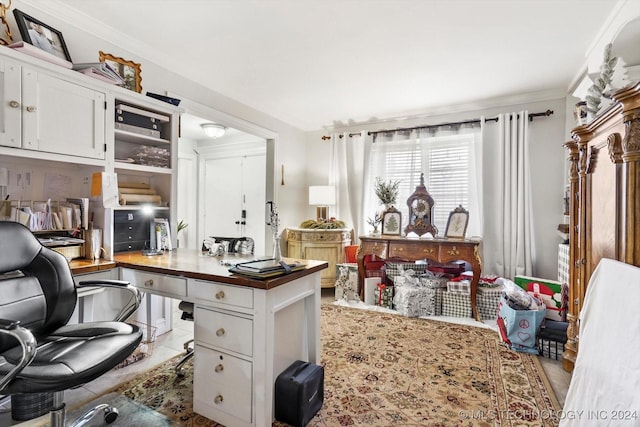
20, 0, 172, 68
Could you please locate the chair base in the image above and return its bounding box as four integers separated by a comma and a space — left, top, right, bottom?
47, 391, 119, 427
175, 339, 194, 377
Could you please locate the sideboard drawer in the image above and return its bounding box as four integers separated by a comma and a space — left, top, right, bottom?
189, 279, 253, 309
120, 268, 187, 298
195, 307, 253, 356
194, 345, 252, 423
388, 243, 437, 259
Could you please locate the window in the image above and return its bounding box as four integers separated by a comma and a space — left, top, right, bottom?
366, 129, 480, 236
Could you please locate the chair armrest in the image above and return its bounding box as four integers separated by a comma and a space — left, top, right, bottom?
77, 280, 142, 322
0, 319, 37, 391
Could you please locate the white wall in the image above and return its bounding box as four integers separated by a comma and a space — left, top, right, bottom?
12, 0, 308, 237
306, 97, 568, 280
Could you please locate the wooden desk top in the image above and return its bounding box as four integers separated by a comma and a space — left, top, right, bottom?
69, 258, 117, 275
112, 249, 328, 290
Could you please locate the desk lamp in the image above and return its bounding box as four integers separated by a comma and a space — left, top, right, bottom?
308, 186, 335, 222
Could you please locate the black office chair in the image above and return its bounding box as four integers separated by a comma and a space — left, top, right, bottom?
0, 221, 143, 426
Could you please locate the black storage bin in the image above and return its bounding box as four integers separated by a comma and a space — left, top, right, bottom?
11, 392, 53, 421
275, 360, 324, 427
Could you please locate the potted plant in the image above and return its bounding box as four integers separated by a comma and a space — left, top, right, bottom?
176, 220, 188, 248
374, 177, 400, 208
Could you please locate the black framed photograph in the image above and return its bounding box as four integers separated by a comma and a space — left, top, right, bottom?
445, 205, 469, 239
13, 9, 72, 62
382, 207, 402, 236
99, 51, 142, 93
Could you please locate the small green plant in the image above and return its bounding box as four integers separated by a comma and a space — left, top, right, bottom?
374, 177, 400, 206
367, 212, 383, 228
177, 220, 188, 234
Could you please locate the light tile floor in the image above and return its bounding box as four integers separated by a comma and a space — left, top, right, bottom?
0, 289, 571, 426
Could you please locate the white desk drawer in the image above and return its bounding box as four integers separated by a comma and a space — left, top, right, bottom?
189, 279, 253, 309
120, 268, 187, 298
193, 345, 252, 423
195, 307, 252, 356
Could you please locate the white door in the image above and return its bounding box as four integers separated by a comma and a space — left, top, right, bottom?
203, 154, 266, 254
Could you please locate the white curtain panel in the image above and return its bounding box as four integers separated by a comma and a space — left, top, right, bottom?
329, 131, 371, 241
483, 111, 533, 278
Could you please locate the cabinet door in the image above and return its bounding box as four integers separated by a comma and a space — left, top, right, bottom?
304, 244, 341, 285
0, 59, 22, 148
22, 68, 106, 159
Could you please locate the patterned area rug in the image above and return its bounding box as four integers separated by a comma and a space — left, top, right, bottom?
108, 304, 560, 426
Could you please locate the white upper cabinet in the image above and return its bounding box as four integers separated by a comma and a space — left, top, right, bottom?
0, 59, 22, 148
0, 56, 106, 160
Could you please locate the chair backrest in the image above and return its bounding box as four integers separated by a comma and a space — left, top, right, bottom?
204, 236, 254, 255
0, 222, 77, 351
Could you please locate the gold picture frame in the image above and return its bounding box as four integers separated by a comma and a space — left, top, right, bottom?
444, 205, 469, 239
99, 51, 142, 93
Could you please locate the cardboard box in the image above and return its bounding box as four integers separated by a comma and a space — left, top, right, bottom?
513, 275, 564, 321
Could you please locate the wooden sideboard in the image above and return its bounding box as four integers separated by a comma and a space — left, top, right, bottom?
357, 235, 482, 321
287, 228, 352, 288
562, 82, 640, 372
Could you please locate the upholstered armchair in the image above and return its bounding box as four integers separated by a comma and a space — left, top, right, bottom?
0, 221, 143, 426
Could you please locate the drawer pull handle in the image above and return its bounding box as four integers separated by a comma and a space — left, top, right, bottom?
144, 279, 154, 286
215, 291, 225, 299
215, 364, 224, 373
214, 395, 224, 404
216, 328, 225, 336
9, 100, 19, 108
446, 248, 460, 256
26, 105, 37, 112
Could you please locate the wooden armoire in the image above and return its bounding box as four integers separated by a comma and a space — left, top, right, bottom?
563, 82, 640, 372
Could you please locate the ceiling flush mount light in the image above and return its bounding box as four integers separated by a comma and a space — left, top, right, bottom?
201, 123, 226, 138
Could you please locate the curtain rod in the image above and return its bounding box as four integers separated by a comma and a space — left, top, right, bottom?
320, 109, 553, 140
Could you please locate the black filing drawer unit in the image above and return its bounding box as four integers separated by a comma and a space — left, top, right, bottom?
113, 210, 169, 252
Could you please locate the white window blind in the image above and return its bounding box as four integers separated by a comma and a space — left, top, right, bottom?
369, 131, 478, 235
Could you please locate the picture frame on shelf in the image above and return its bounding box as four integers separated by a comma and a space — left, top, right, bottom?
13, 9, 72, 62
99, 50, 142, 93
381, 207, 402, 236
444, 205, 469, 239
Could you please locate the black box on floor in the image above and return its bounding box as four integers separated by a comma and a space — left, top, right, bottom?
275, 360, 324, 427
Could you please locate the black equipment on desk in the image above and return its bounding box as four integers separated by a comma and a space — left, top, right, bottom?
113, 209, 169, 253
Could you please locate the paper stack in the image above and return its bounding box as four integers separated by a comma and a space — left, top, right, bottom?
118, 182, 161, 206
72, 62, 125, 85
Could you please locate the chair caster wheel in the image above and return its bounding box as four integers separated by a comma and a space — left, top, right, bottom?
104, 406, 119, 424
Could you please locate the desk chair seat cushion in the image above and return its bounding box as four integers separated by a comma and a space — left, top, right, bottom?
0, 321, 141, 394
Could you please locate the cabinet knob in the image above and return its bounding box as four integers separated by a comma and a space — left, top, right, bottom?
214, 395, 224, 404
25, 105, 37, 112
144, 279, 154, 287
9, 100, 19, 108
215, 290, 225, 299
215, 364, 224, 373
216, 328, 225, 336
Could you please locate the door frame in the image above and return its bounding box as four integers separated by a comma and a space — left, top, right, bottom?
167, 93, 277, 254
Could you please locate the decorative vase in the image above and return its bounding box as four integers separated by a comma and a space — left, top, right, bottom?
273, 234, 282, 262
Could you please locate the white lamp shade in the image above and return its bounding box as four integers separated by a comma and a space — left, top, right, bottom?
308, 186, 336, 205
